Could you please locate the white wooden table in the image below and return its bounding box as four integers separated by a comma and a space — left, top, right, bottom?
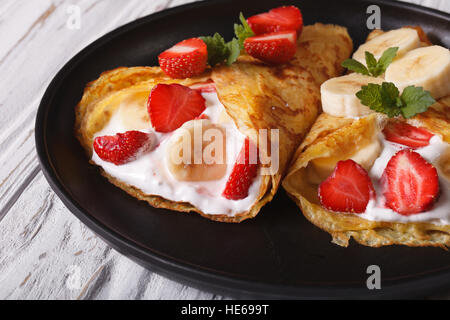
0, 0, 448, 300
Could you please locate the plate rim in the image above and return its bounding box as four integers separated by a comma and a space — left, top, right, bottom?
35, 0, 450, 299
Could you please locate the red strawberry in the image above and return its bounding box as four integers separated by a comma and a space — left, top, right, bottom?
381, 149, 439, 215
318, 160, 376, 213
158, 38, 207, 79
190, 80, 216, 93
244, 30, 297, 64
94, 131, 154, 165
148, 83, 206, 133
383, 122, 433, 148
195, 114, 209, 120
222, 138, 258, 200
247, 6, 303, 36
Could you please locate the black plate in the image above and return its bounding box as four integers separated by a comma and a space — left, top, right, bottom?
35, 0, 450, 299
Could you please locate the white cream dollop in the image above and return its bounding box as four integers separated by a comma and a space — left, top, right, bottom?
358, 134, 450, 225
91, 91, 263, 216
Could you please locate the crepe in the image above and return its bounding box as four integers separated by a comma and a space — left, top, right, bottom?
283, 28, 450, 247
75, 23, 353, 222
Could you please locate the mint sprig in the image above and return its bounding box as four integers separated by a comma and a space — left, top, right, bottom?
341, 59, 370, 76
200, 12, 253, 66
356, 82, 436, 118
342, 47, 399, 77
234, 12, 254, 50
400, 85, 437, 118
200, 33, 234, 66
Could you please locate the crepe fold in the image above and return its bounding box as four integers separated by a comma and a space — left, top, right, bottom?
283, 26, 450, 247
75, 23, 352, 222
283, 99, 450, 247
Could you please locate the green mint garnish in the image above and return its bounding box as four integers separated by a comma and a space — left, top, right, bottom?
200, 33, 232, 66
342, 47, 399, 77
356, 82, 436, 118
200, 12, 253, 66
234, 12, 254, 50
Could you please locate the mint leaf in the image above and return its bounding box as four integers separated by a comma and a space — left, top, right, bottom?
357, 83, 385, 113
341, 59, 369, 75
226, 38, 241, 65
356, 82, 435, 118
200, 13, 252, 67
199, 12, 255, 67
342, 47, 398, 77
356, 82, 402, 117
234, 12, 254, 50
379, 82, 403, 117
200, 34, 241, 66
400, 85, 436, 118
365, 51, 378, 75
380, 82, 400, 106
375, 47, 399, 76
200, 33, 230, 66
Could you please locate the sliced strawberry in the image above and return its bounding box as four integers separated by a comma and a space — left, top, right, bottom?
381, 149, 439, 215
383, 122, 433, 149
244, 30, 297, 64
247, 6, 303, 36
318, 160, 376, 213
148, 83, 206, 133
190, 80, 216, 93
94, 131, 154, 165
158, 38, 207, 79
195, 114, 209, 120
222, 138, 258, 200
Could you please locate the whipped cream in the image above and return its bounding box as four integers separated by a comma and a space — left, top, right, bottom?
92, 91, 263, 216
357, 134, 450, 225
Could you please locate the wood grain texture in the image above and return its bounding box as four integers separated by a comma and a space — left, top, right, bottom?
0, 0, 448, 300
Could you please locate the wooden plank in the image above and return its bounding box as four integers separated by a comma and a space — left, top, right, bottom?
0, 0, 198, 220
400, 0, 450, 12
0, 0, 218, 300
0, 172, 222, 299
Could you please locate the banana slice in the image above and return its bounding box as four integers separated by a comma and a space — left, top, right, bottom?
166, 119, 227, 181
117, 90, 151, 130
306, 138, 382, 184
385, 45, 450, 99
352, 28, 421, 65
218, 108, 233, 124
320, 73, 384, 117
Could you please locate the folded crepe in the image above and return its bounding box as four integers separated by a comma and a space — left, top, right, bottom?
283, 27, 450, 247
75, 23, 353, 222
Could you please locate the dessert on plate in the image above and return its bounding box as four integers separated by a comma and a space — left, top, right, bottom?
283, 26, 450, 247
74, 6, 353, 222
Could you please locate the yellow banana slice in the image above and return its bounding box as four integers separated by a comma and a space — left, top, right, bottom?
385, 45, 450, 99
352, 28, 421, 66
306, 137, 382, 184
320, 73, 384, 117
166, 119, 227, 182
117, 90, 151, 130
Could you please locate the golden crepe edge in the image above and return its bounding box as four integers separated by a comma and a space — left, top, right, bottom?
74, 23, 353, 223
282, 27, 450, 247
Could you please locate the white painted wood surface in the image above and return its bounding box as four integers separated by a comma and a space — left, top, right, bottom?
0, 0, 448, 300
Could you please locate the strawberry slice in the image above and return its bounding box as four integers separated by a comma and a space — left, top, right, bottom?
244, 30, 297, 64
247, 6, 303, 36
381, 149, 439, 215
158, 38, 207, 79
148, 83, 206, 133
318, 160, 376, 213
94, 131, 154, 165
189, 81, 216, 93
383, 122, 433, 149
222, 138, 258, 200
195, 114, 209, 120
